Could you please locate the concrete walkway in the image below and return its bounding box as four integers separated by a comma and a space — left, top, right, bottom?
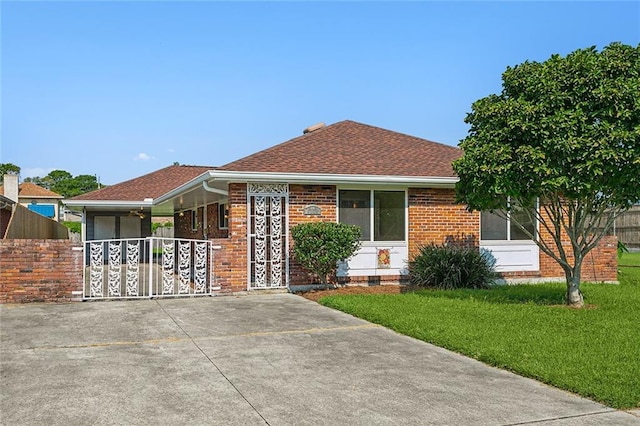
1, 294, 638, 425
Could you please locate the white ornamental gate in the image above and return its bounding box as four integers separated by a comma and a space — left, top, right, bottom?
83, 237, 220, 300
247, 183, 289, 289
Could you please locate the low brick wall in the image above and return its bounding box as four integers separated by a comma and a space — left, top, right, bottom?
0, 239, 83, 303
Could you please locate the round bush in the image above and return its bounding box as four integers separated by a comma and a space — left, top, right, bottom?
409, 244, 496, 289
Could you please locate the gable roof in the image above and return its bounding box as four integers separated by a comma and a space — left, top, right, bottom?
219, 120, 461, 177
69, 165, 213, 201
0, 182, 63, 199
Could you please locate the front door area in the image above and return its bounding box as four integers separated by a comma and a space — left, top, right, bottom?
247, 183, 289, 289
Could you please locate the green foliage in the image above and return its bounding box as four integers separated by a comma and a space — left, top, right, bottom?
455, 42, 640, 210
291, 222, 361, 285
62, 221, 81, 234
618, 240, 630, 258
320, 265, 640, 409
152, 221, 174, 232
24, 170, 101, 198
0, 163, 20, 183
409, 244, 496, 289
453, 42, 640, 302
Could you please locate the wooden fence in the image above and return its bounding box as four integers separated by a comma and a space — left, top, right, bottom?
4, 204, 69, 239
611, 207, 640, 249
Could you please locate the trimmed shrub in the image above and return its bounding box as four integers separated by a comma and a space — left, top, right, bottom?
62, 221, 81, 234
409, 243, 496, 289
291, 222, 361, 285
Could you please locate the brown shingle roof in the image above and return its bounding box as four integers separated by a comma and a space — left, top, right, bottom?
69, 165, 213, 201
0, 182, 63, 198
219, 120, 461, 177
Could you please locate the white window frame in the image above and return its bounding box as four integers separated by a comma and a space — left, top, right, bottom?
337, 188, 408, 245
480, 199, 540, 272
480, 199, 539, 242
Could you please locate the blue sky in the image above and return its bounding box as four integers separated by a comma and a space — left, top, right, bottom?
2, 1, 638, 185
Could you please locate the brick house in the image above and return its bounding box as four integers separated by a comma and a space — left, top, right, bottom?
65, 120, 618, 294
0, 175, 64, 221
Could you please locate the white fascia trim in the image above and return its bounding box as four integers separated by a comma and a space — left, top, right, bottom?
154, 171, 216, 204
207, 170, 459, 187
62, 200, 154, 208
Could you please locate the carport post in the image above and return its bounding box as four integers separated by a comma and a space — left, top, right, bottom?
148, 237, 154, 298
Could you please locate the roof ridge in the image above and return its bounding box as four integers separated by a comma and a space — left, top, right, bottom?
342, 120, 457, 149
219, 121, 344, 169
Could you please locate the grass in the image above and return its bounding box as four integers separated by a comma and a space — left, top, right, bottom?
619, 251, 640, 267
319, 261, 640, 409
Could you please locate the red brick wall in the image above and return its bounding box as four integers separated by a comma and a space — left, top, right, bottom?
0, 239, 83, 303
408, 188, 480, 258
207, 203, 229, 239
535, 235, 618, 282
211, 183, 247, 293
174, 204, 229, 240
288, 185, 338, 286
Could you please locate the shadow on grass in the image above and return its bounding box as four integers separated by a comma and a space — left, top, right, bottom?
400, 284, 567, 306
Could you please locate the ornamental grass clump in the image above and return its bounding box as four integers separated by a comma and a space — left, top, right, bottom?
409, 243, 496, 289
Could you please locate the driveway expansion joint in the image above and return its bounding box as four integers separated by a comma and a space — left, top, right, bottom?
154, 300, 270, 425
502, 409, 619, 425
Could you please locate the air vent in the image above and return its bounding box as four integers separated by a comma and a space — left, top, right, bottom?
303, 122, 325, 134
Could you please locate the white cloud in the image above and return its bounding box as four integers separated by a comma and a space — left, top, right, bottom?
166, 148, 175, 153
134, 152, 154, 161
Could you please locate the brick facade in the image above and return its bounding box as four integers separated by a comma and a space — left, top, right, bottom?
0, 239, 83, 303
408, 188, 479, 256
174, 203, 229, 240
535, 235, 618, 282
210, 183, 247, 293
190, 184, 619, 291
288, 185, 338, 286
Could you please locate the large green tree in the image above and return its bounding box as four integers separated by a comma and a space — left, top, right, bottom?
454, 42, 640, 307
0, 163, 20, 183
24, 170, 100, 198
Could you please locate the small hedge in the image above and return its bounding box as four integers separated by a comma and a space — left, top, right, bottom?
291, 222, 361, 285
409, 243, 496, 289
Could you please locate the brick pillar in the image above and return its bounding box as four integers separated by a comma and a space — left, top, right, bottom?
211, 183, 247, 293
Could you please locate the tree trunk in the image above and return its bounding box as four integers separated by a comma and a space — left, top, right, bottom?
565, 266, 584, 308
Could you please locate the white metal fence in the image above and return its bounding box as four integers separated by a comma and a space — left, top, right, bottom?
83, 237, 220, 300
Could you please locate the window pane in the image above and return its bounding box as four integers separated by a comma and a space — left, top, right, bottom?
374, 191, 405, 241
218, 203, 229, 229
481, 211, 507, 240
339, 190, 370, 241
510, 208, 535, 240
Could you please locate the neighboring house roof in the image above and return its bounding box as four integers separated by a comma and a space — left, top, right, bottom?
219, 120, 462, 177
0, 182, 63, 199
69, 165, 213, 202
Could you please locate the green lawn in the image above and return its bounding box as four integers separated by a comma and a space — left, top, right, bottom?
620, 251, 640, 267
319, 261, 640, 409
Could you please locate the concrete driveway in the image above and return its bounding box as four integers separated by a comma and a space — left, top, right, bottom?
1, 294, 638, 425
